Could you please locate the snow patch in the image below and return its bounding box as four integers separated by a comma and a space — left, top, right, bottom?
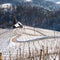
56, 2, 60, 4
25, 0, 32, 2
8, 42, 16, 47
17, 36, 47, 42
0, 3, 12, 9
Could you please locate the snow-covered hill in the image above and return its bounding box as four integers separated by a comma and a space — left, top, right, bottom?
0, 26, 60, 60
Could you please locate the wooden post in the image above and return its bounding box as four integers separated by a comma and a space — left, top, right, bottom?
19, 44, 21, 60
46, 47, 48, 55
45, 47, 49, 60
23, 43, 25, 59
28, 42, 31, 59
59, 48, 60, 60
9, 51, 11, 60
16, 50, 18, 60
40, 49, 43, 60
0, 53, 2, 60
42, 45, 44, 60
32, 49, 34, 60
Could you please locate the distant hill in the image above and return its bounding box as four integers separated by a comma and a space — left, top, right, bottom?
0, 0, 60, 31
16, 4, 60, 31
0, 0, 60, 11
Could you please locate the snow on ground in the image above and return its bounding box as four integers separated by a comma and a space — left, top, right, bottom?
0, 26, 60, 51
0, 3, 12, 9
0, 26, 60, 60
25, 0, 32, 2
0, 29, 14, 51
56, 2, 60, 4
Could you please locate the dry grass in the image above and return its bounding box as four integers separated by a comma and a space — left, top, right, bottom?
1, 40, 60, 60
0, 26, 60, 60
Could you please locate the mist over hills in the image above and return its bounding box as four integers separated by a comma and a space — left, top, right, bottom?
45, 0, 60, 2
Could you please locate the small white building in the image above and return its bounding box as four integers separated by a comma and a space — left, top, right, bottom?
0, 3, 12, 9
13, 22, 23, 28
0, 3, 16, 12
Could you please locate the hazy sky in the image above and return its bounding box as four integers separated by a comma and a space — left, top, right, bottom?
25, 0, 60, 2
46, 0, 60, 2
25, 0, 32, 2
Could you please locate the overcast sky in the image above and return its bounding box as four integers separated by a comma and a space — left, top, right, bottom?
45, 0, 60, 2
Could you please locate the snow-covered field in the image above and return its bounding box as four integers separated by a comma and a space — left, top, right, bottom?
0, 26, 60, 60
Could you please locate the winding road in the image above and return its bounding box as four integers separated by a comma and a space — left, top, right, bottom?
0, 26, 60, 60
11, 26, 60, 43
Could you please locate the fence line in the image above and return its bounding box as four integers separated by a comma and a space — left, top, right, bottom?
1, 45, 60, 60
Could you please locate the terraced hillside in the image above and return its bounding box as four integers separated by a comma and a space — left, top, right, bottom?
0, 26, 60, 60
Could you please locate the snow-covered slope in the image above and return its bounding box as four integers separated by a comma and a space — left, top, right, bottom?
0, 3, 12, 9
56, 2, 60, 4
